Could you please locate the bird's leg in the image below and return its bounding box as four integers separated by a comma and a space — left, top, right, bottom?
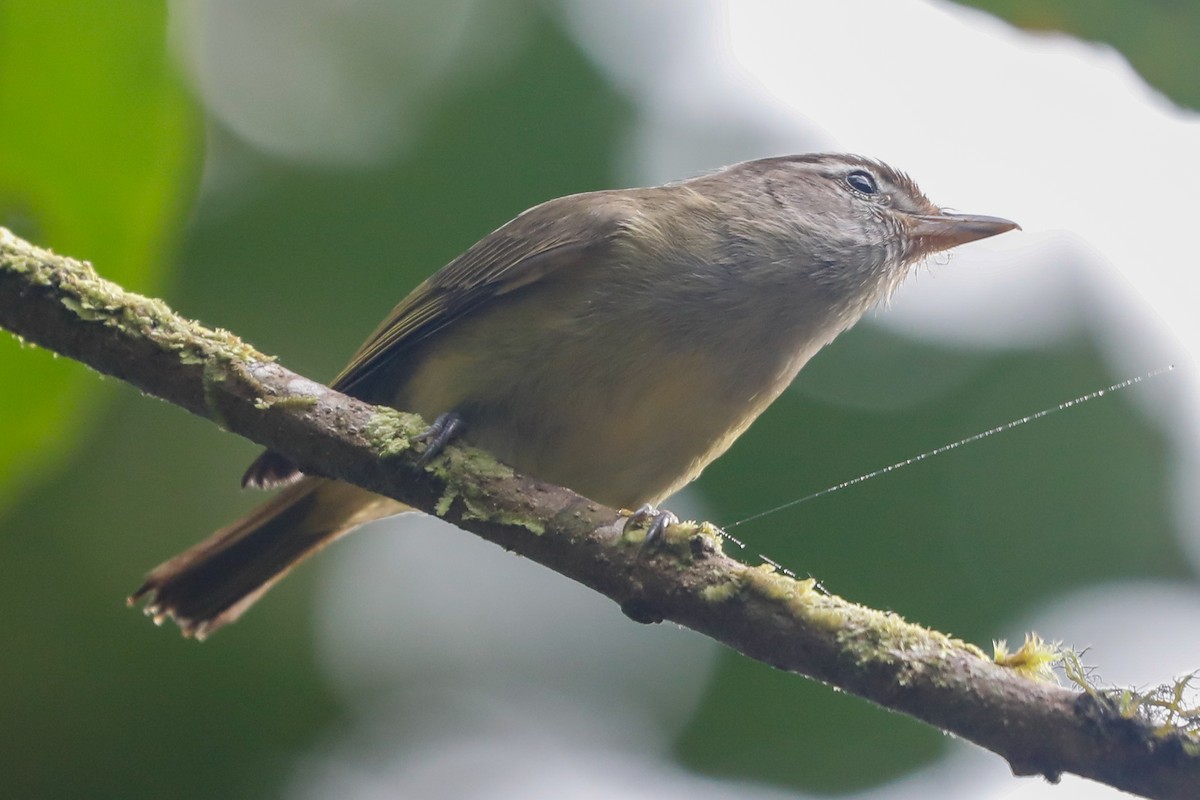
623, 503, 679, 546
415, 411, 465, 466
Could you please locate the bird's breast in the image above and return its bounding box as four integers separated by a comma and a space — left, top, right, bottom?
393, 270, 826, 509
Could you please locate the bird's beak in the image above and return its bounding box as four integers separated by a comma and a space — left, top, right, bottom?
908, 212, 1020, 254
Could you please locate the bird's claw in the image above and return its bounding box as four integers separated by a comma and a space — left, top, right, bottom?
415, 411, 465, 466
623, 504, 679, 546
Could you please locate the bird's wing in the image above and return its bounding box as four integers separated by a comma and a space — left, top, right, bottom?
330, 190, 635, 396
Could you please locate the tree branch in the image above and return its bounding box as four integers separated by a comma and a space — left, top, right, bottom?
1, 227, 1196, 799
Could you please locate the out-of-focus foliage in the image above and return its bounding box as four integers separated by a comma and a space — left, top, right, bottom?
961, 0, 1200, 110
0, 1, 196, 510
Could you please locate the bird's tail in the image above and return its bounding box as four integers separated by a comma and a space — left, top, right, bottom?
128, 477, 406, 639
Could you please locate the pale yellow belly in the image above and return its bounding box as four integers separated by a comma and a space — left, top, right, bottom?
395, 280, 802, 509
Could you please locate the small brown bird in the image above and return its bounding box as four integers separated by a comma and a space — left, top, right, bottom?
131, 154, 1018, 638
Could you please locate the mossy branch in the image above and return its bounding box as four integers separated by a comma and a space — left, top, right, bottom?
1, 227, 1196, 799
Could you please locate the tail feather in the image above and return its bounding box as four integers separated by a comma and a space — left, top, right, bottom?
129, 478, 406, 639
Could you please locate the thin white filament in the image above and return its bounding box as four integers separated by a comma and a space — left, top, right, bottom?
725, 365, 1175, 530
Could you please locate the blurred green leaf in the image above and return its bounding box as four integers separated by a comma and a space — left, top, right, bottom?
0, 1, 197, 510
958, 0, 1200, 109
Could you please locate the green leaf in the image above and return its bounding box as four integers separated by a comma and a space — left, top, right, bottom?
958, 0, 1200, 110
0, 1, 198, 510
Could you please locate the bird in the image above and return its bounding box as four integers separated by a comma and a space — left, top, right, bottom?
129, 153, 1018, 638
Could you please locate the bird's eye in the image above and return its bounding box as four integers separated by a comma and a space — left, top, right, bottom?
845, 170, 878, 195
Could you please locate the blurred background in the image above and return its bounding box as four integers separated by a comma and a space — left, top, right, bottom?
2, 1, 1198, 798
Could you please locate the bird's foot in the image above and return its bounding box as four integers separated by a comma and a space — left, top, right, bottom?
415, 411, 465, 466
622, 504, 679, 546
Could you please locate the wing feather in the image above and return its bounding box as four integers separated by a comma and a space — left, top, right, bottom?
330, 190, 635, 396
